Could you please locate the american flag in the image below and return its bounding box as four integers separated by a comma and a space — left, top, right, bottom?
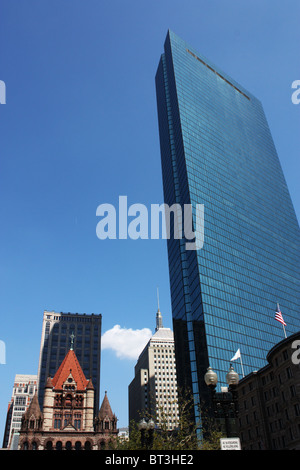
275, 304, 286, 326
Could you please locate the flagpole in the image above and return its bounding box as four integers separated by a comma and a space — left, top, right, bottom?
275, 303, 287, 339
283, 323, 287, 339
231, 348, 245, 378
239, 354, 245, 378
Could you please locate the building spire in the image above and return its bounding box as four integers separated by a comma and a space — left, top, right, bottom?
156, 288, 163, 331
70, 331, 75, 350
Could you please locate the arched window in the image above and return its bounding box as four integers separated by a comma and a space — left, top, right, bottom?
65, 441, 72, 450
75, 441, 82, 451
23, 441, 29, 450
65, 394, 72, 407
54, 418, 61, 429
32, 441, 38, 450
56, 441, 62, 451
64, 412, 72, 427
45, 441, 53, 451
84, 441, 92, 450
74, 418, 81, 430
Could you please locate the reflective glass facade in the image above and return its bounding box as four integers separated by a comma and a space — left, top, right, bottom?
155, 31, 300, 423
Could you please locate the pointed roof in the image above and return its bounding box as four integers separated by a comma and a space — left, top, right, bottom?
86, 378, 94, 390
45, 376, 53, 389
155, 288, 164, 331
153, 296, 175, 340
52, 349, 89, 391
155, 308, 164, 331
24, 392, 43, 420
98, 391, 116, 420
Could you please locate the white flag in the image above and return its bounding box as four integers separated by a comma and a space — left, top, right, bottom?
231, 349, 241, 361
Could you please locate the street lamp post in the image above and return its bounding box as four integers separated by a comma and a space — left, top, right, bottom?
204, 364, 239, 438
138, 418, 155, 449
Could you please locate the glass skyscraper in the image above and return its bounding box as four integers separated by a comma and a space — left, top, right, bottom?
155, 31, 300, 423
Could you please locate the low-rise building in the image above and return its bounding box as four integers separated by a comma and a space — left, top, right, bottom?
18, 343, 117, 450
237, 331, 300, 450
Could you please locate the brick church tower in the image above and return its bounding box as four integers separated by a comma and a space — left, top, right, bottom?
18, 341, 118, 450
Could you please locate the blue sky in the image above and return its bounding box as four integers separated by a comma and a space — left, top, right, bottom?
0, 0, 299, 435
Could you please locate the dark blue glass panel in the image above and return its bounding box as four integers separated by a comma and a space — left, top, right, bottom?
155, 31, 300, 425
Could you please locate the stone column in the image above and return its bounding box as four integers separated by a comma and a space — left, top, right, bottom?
42, 376, 54, 431
84, 379, 95, 431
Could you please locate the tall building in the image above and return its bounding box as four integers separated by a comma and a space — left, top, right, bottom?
155, 31, 300, 426
37, 310, 102, 413
2, 374, 38, 449
18, 346, 118, 450
129, 307, 179, 430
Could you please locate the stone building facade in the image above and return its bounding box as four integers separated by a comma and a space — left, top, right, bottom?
236, 331, 300, 450
18, 347, 117, 450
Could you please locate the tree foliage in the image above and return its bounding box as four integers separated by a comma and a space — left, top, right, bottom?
115, 389, 224, 450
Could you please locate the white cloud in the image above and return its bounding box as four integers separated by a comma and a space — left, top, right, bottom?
101, 325, 152, 360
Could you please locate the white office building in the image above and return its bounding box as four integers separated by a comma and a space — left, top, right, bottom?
129, 308, 179, 430
2, 374, 38, 449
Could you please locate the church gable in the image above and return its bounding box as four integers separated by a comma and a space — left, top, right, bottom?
62, 372, 77, 391
18, 340, 118, 450
52, 350, 89, 391
95, 392, 117, 433
21, 393, 43, 432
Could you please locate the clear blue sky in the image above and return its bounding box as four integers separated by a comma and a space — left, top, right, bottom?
0, 0, 299, 435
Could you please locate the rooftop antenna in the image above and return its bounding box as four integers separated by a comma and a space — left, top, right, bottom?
156, 287, 163, 331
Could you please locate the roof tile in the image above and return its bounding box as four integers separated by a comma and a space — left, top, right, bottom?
52, 350, 89, 391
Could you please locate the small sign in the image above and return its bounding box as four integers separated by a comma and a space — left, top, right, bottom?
220, 437, 241, 450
